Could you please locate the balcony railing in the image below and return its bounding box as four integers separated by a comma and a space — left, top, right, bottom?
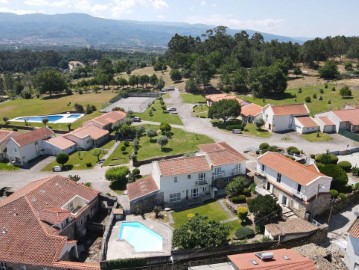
196, 179, 208, 185
232, 168, 241, 176
212, 172, 225, 180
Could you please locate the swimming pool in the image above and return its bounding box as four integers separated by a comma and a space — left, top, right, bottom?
11, 113, 84, 124
118, 222, 163, 252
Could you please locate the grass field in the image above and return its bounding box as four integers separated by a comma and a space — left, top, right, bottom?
0, 92, 117, 130
171, 201, 230, 229
0, 160, 19, 171
238, 84, 359, 115
301, 132, 332, 142
134, 99, 183, 125
180, 93, 206, 104
137, 124, 214, 161
242, 123, 272, 138
103, 141, 133, 166
224, 219, 242, 239
192, 104, 209, 118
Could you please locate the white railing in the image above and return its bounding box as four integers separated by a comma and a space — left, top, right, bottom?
196, 179, 208, 185
212, 172, 225, 180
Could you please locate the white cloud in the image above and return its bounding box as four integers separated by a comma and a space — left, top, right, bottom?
0, 7, 38, 14
152, 0, 168, 9
186, 14, 284, 31
0, 0, 8, 4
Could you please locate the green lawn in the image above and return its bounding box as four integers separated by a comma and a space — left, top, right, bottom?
301, 132, 332, 142
180, 93, 206, 104
224, 219, 242, 239
0, 160, 19, 171
137, 124, 214, 161
192, 104, 209, 118
103, 142, 133, 166
134, 99, 183, 125
242, 123, 272, 138
238, 84, 359, 114
171, 201, 230, 229
0, 92, 117, 131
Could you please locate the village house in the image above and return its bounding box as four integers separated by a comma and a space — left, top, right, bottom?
83, 110, 127, 130
240, 103, 263, 123
205, 93, 248, 107
6, 127, 54, 165
0, 130, 18, 161
0, 175, 100, 270
254, 152, 332, 219
262, 103, 314, 133
345, 209, 359, 270
127, 142, 247, 212
44, 135, 77, 156
64, 125, 109, 150
315, 108, 359, 133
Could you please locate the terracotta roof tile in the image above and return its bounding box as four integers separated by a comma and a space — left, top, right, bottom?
0, 130, 16, 143
295, 116, 319, 128
199, 142, 247, 166
38, 207, 72, 225
127, 176, 159, 201
318, 116, 334, 126
11, 127, 53, 147
46, 136, 76, 150
228, 248, 316, 270
53, 261, 100, 270
332, 108, 359, 125
158, 155, 211, 176
265, 218, 318, 237
205, 94, 247, 106
66, 125, 108, 140
270, 104, 309, 116
258, 152, 328, 186
241, 103, 263, 117
348, 218, 359, 238
86, 111, 127, 127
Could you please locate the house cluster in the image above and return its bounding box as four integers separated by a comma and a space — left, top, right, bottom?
0, 110, 126, 165
0, 175, 101, 270
127, 142, 248, 212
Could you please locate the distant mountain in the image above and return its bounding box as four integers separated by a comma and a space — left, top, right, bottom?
0, 13, 308, 49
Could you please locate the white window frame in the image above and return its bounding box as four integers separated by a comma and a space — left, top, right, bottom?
198, 172, 205, 180
261, 164, 266, 172
277, 173, 282, 183
0, 262, 8, 270
174, 177, 177, 183
214, 167, 222, 174
169, 193, 181, 203
191, 188, 198, 198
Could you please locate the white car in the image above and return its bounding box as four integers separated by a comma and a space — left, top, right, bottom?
52, 166, 62, 172
167, 107, 176, 111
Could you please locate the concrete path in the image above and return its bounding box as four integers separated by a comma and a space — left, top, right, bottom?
95, 141, 121, 169
218, 198, 236, 219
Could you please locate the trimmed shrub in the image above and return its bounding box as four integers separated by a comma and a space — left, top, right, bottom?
287, 146, 300, 155
338, 193, 348, 200
329, 189, 339, 198
123, 141, 130, 147
242, 188, 251, 197
237, 207, 248, 221
338, 161, 352, 172
354, 182, 359, 191
319, 89, 324, 93
235, 227, 255, 240
319, 96, 323, 100
305, 96, 311, 103
313, 93, 317, 99
231, 195, 247, 204
315, 153, 338, 164
259, 143, 269, 151
298, 88, 302, 93
353, 167, 359, 176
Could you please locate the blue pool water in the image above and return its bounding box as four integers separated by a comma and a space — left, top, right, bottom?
119, 222, 163, 252
11, 113, 84, 124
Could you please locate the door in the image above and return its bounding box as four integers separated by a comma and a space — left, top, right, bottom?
282, 195, 288, 206
186, 190, 189, 200
266, 182, 271, 191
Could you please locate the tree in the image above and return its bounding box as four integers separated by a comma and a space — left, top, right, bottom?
139, 75, 149, 88
193, 56, 216, 88
254, 118, 265, 130
3, 116, 9, 125
170, 69, 182, 82
318, 60, 338, 79
56, 153, 69, 168
118, 77, 128, 88
319, 164, 348, 192
225, 176, 245, 196
172, 214, 230, 249
185, 78, 197, 93
293, 66, 302, 75
147, 129, 157, 142
339, 86, 352, 98
159, 122, 171, 135
105, 166, 130, 186
157, 136, 169, 150
237, 207, 248, 223
92, 149, 104, 162
248, 195, 282, 228
149, 74, 158, 87
42, 118, 49, 127
35, 69, 67, 96
153, 206, 162, 218
208, 99, 241, 125
128, 75, 139, 88
156, 78, 165, 90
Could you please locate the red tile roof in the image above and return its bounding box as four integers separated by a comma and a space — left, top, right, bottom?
332, 108, 359, 125
11, 127, 53, 147
258, 152, 328, 186
265, 218, 317, 237
241, 103, 263, 117
318, 116, 334, 126
157, 155, 211, 176
38, 207, 72, 225
46, 135, 76, 150
127, 176, 159, 201
348, 218, 359, 238
0, 130, 16, 143
86, 111, 127, 127
67, 125, 109, 140
295, 116, 319, 128
53, 261, 100, 270
270, 104, 309, 116
228, 248, 316, 270
206, 94, 247, 106
199, 142, 247, 166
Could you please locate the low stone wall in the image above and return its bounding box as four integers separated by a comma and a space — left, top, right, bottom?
331, 189, 359, 214
134, 153, 184, 167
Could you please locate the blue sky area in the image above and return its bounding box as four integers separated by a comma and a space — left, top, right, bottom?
1, 0, 358, 37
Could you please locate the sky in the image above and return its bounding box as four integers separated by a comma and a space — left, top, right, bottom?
1, 0, 359, 38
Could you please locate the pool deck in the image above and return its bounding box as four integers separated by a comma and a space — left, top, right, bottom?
106, 215, 173, 260
10, 113, 84, 124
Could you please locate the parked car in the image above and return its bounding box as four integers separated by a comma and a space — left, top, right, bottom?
52, 166, 61, 172
167, 107, 176, 111
132, 116, 141, 122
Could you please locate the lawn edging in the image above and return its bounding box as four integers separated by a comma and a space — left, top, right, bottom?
133, 153, 184, 167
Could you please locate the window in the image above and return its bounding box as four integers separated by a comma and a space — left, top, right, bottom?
191, 188, 198, 198
14, 148, 17, 152
0, 262, 8, 270
277, 173, 282, 183
68, 202, 74, 212
174, 177, 177, 183
169, 193, 181, 203
21, 266, 27, 270
198, 172, 206, 180
297, 184, 302, 193
203, 187, 206, 192
261, 164, 266, 172
187, 175, 191, 179
214, 167, 222, 174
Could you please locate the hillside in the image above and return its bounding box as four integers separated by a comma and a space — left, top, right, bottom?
0, 12, 306, 49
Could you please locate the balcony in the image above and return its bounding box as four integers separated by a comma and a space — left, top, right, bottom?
196, 179, 208, 185
212, 172, 225, 180
232, 168, 241, 176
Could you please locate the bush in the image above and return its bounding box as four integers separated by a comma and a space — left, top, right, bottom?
354, 182, 359, 191
237, 207, 248, 221
259, 143, 269, 151
319, 96, 323, 100
298, 88, 302, 93
338, 193, 348, 200
231, 195, 247, 204
123, 141, 130, 147
287, 146, 300, 155
319, 164, 348, 192
225, 177, 245, 196
338, 161, 352, 172
105, 258, 146, 269
319, 88, 324, 93
305, 96, 311, 103
235, 227, 255, 240
353, 167, 359, 177
313, 93, 317, 99
340, 86, 352, 98
329, 189, 338, 198
315, 153, 338, 164
331, 87, 336, 91
242, 188, 251, 197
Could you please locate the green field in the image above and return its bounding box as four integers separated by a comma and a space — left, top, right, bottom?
171, 201, 230, 229
0, 160, 19, 171
192, 104, 209, 118
103, 141, 133, 166
224, 220, 242, 239
238, 84, 359, 114
242, 123, 272, 138
134, 99, 183, 125
0, 92, 117, 130
180, 93, 206, 104
301, 132, 332, 142
137, 125, 214, 161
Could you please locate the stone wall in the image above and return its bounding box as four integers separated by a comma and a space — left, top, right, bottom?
331, 190, 359, 213
129, 192, 164, 214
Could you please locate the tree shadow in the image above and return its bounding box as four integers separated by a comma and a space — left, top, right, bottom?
161, 147, 173, 153
62, 164, 74, 171
110, 181, 126, 191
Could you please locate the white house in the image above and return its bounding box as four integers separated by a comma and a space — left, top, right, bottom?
0, 130, 18, 161
345, 211, 359, 270
83, 111, 127, 130
44, 135, 77, 156
64, 125, 109, 150
127, 142, 247, 212
315, 108, 359, 133
240, 103, 263, 123
7, 127, 54, 165
314, 116, 336, 133
254, 152, 332, 219
262, 104, 310, 133
293, 116, 320, 134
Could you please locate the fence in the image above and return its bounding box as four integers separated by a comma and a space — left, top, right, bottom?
339, 129, 359, 142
